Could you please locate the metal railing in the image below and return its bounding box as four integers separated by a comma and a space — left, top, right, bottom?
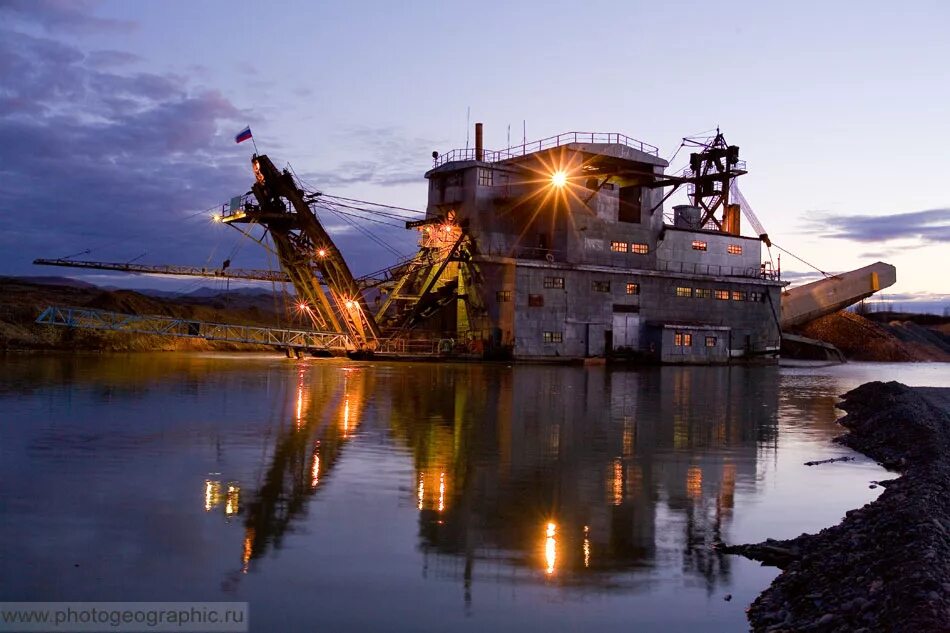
219, 193, 258, 220
433, 131, 659, 167
682, 161, 748, 195
35, 306, 469, 357
36, 306, 355, 351
655, 260, 779, 280
375, 338, 443, 356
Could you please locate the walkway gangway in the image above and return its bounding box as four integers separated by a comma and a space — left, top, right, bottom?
36, 306, 355, 353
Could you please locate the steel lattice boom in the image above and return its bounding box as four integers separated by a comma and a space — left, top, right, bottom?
33, 258, 292, 283
224, 155, 382, 349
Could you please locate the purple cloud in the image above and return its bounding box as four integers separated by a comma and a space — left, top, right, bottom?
85, 50, 142, 69
808, 208, 950, 244
0, 20, 255, 278
0, 0, 136, 34
0, 4, 421, 285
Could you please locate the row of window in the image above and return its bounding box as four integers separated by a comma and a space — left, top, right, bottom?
675, 287, 763, 302
538, 331, 718, 346
690, 240, 744, 255
673, 332, 718, 347
610, 241, 650, 254
497, 280, 640, 303
500, 283, 761, 304
596, 281, 640, 295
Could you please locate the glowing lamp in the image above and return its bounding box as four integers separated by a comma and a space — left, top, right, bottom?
211, 213, 222, 223
297, 302, 308, 311
551, 171, 568, 188
317, 249, 327, 258
345, 300, 356, 309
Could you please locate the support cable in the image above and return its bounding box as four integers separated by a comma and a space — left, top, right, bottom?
316, 204, 402, 257
770, 241, 832, 278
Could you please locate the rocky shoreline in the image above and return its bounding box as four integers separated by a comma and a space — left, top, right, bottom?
722, 381, 950, 632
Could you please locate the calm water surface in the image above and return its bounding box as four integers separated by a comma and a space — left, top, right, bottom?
1, 355, 947, 632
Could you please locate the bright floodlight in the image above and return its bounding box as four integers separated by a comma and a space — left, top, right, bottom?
551, 171, 568, 188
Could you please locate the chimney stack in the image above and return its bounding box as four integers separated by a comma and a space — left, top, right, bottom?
475, 122, 484, 161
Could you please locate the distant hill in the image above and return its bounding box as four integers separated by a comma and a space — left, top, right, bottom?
16, 276, 99, 289
0, 276, 296, 352
862, 311, 950, 328
101, 285, 284, 299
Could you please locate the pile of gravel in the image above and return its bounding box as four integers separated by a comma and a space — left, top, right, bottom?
722, 381, 950, 632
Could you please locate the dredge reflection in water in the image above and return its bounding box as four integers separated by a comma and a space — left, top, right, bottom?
231, 364, 371, 578
228, 360, 778, 597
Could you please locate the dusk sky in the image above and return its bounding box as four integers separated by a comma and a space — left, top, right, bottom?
2, 0, 947, 311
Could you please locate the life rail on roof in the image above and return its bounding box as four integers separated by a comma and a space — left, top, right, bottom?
433, 131, 659, 167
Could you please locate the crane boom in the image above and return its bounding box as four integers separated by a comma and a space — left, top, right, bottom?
33, 258, 292, 283
223, 155, 382, 349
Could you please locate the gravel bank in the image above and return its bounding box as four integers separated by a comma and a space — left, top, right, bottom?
722, 381, 950, 632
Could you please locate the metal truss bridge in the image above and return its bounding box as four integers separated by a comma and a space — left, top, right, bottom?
34, 306, 457, 357
36, 306, 354, 353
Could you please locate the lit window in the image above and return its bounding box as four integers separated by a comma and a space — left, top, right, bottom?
714, 290, 729, 300
674, 332, 693, 346
675, 286, 692, 298
528, 294, 544, 307
610, 241, 628, 253
695, 288, 712, 299
592, 281, 610, 293
732, 291, 746, 301
705, 336, 717, 347
496, 290, 511, 302
631, 243, 649, 254
727, 244, 743, 255
544, 277, 565, 289
626, 282, 639, 295
543, 331, 563, 343
691, 240, 707, 251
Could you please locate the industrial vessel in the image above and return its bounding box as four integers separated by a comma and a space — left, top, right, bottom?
33, 126, 896, 363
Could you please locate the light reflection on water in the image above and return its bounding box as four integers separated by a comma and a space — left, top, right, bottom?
0, 355, 945, 632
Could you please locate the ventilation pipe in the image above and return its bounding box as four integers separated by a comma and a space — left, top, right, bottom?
475, 122, 484, 161
723, 204, 741, 235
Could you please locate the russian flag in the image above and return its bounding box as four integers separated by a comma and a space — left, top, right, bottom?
235, 126, 253, 144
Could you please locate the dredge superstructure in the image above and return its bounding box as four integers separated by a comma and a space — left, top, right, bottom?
34, 125, 896, 363
415, 127, 784, 362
